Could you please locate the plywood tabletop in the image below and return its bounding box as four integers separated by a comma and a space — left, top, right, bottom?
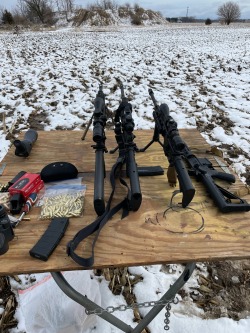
0, 129, 249, 275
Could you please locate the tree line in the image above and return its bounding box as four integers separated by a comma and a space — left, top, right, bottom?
0, 1, 242, 26
0, 0, 76, 25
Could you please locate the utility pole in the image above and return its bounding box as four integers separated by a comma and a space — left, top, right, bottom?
186, 6, 189, 22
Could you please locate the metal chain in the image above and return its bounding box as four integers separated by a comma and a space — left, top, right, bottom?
164, 303, 171, 331
85, 297, 179, 317
86, 297, 179, 331
164, 297, 179, 331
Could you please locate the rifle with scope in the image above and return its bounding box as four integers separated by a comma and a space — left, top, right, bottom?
140, 88, 250, 213
82, 83, 108, 216
109, 83, 142, 212
67, 84, 143, 267
140, 89, 195, 208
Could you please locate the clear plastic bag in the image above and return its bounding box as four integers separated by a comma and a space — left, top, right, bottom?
17, 271, 101, 333
39, 178, 86, 219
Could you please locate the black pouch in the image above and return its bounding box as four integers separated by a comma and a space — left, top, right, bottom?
40, 162, 78, 183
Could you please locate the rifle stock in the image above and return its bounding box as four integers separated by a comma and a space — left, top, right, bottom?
184, 149, 250, 212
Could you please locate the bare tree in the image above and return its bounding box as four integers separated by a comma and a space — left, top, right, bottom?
18, 0, 54, 24
55, 0, 75, 21
217, 1, 241, 25
125, 2, 131, 8
11, 3, 29, 25
93, 0, 118, 10
55, 0, 74, 12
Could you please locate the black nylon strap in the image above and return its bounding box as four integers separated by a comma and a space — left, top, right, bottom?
67, 156, 130, 267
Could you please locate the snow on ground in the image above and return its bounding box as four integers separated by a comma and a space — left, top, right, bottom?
0, 23, 250, 333
1, 24, 250, 179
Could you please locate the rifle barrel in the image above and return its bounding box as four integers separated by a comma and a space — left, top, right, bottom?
81, 83, 103, 140
120, 83, 125, 99
94, 150, 105, 216
148, 88, 158, 109
126, 148, 142, 211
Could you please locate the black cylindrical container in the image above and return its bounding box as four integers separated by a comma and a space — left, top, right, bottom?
14, 129, 38, 157
0, 205, 14, 255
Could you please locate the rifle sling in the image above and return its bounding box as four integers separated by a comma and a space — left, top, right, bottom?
67, 157, 130, 268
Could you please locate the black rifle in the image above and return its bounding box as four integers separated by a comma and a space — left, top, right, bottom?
67, 84, 143, 267
110, 84, 142, 211
140, 89, 195, 208
141, 88, 250, 213
88, 84, 108, 216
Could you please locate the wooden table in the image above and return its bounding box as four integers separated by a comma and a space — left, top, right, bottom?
0, 129, 250, 276
1, 129, 250, 333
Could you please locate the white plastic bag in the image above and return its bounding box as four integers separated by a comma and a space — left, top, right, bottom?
18, 271, 101, 333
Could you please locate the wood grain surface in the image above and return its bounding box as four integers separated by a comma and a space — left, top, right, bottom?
0, 129, 249, 275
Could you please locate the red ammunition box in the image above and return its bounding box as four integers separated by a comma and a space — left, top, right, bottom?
31, 179, 44, 195
9, 173, 44, 200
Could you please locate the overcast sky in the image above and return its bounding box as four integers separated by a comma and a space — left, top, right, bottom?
1, 0, 250, 19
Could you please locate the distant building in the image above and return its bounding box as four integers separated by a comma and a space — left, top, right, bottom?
166, 17, 182, 23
